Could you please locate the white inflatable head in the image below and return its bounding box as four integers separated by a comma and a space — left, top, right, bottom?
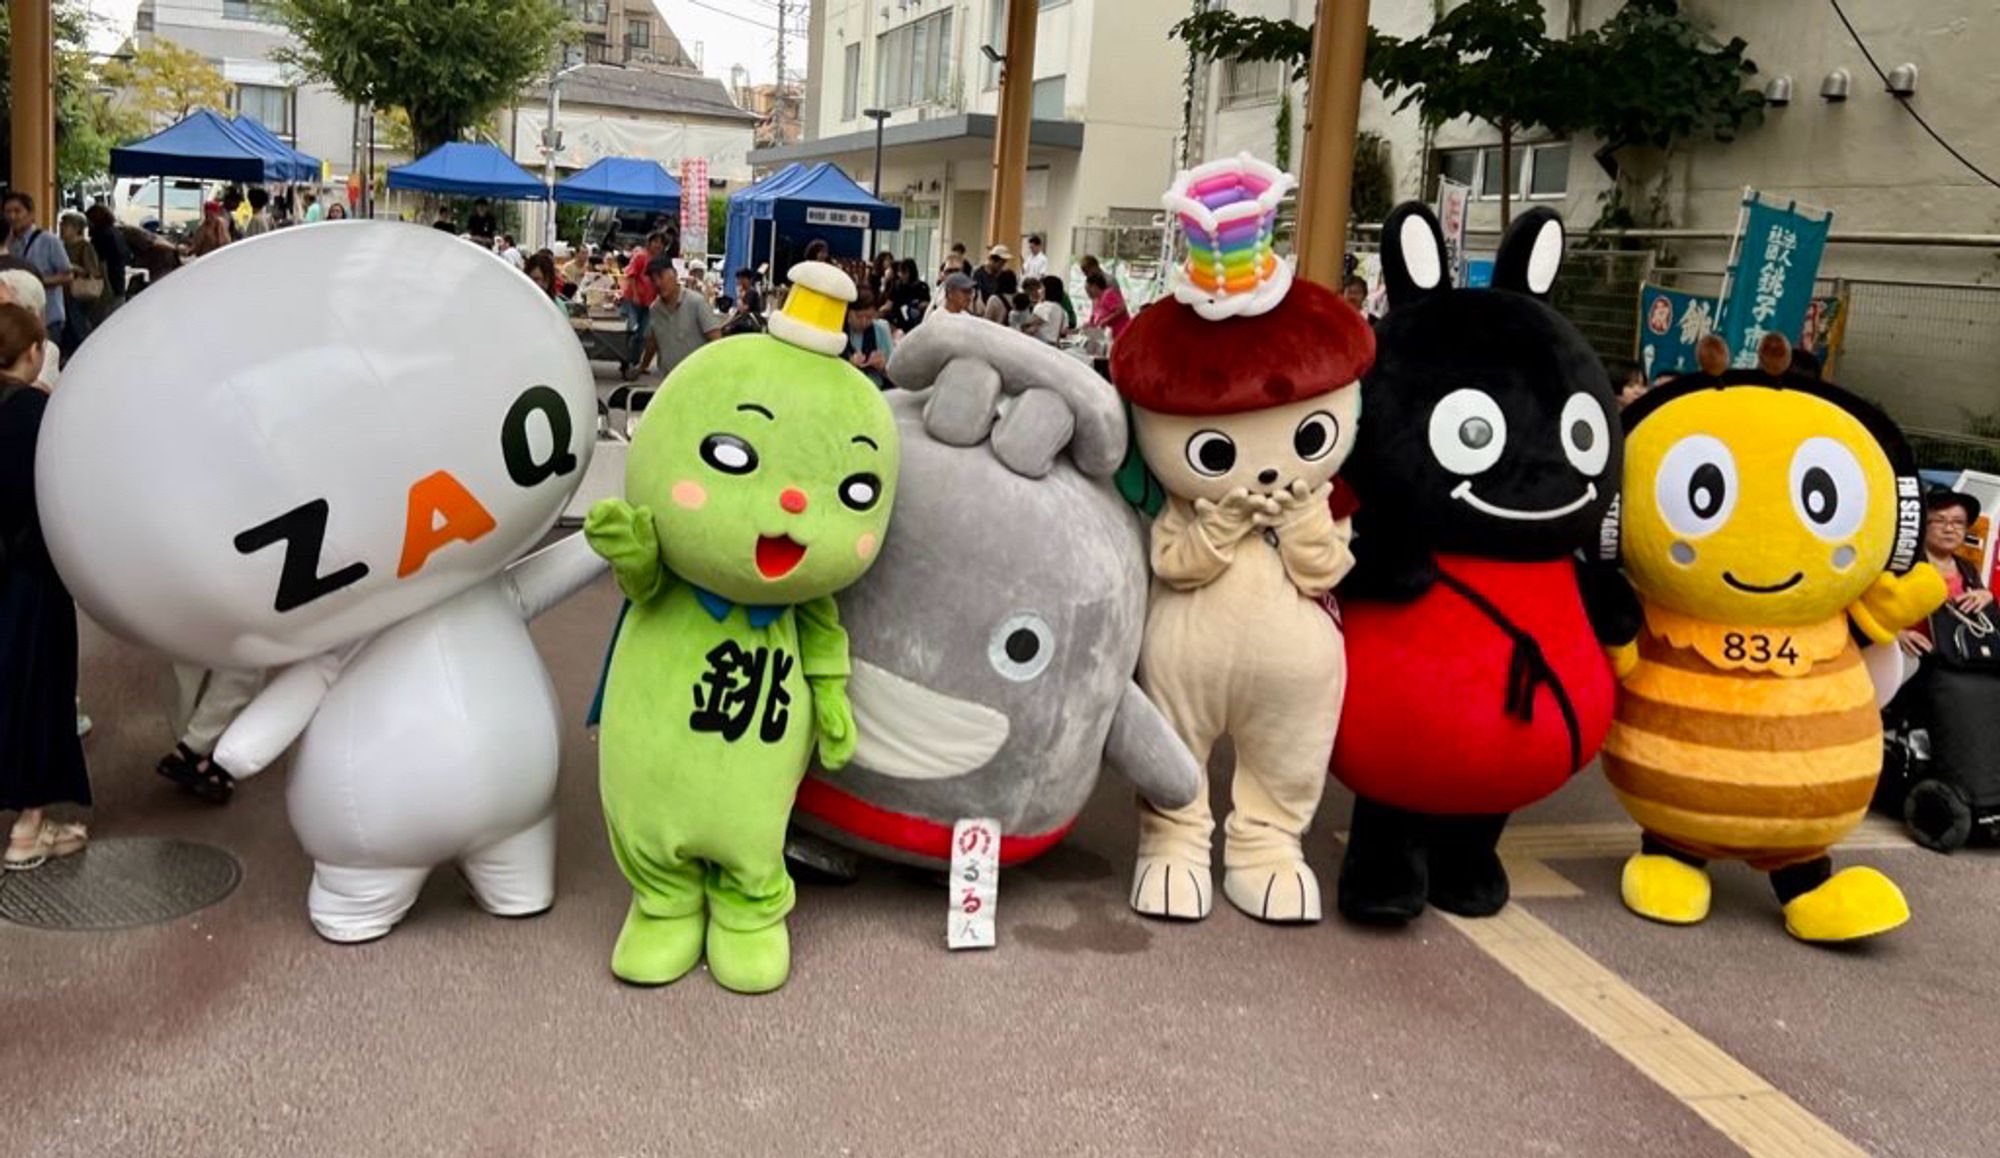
37, 221, 596, 668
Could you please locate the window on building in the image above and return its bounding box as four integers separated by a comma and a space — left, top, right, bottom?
233, 85, 293, 138
1219, 58, 1283, 106
135, 8, 154, 31
222, 0, 278, 21
1031, 75, 1064, 120
565, 0, 608, 23
875, 10, 953, 111
625, 17, 651, 48
843, 43, 861, 121
1528, 142, 1571, 197
1433, 141, 1569, 201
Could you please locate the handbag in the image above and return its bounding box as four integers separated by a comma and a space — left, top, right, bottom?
1930, 601, 2000, 674
72, 276, 105, 302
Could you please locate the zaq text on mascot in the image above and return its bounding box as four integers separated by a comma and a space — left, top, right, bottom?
1333, 203, 1626, 927
1112, 155, 1375, 924
1603, 334, 1944, 943
586, 263, 899, 993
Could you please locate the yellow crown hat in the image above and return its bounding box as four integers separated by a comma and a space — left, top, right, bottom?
768, 261, 856, 357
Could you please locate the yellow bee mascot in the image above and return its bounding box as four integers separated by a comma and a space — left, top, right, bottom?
1602, 336, 1946, 943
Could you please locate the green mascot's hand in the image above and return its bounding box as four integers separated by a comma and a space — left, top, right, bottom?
584, 498, 666, 604
810, 676, 857, 771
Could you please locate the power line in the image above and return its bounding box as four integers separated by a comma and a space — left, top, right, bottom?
1826, 0, 2000, 190
672, 0, 805, 38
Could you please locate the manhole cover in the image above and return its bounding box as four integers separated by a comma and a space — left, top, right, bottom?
0, 837, 240, 930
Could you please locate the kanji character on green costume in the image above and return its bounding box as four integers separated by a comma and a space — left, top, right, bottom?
586, 263, 899, 993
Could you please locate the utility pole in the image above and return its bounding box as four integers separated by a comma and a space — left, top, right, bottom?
1293, 0, 1371, 289
7, 0, 56, 218
773, 0, 789, 151
985, 0, 1036, 256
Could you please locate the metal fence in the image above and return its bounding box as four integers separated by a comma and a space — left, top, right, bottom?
1653, 267, 2000, 467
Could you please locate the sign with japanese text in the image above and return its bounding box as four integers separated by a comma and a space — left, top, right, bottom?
679, 158, 709, 256
1719, 194, 1832, 368
1436, 177, 1471, 287
805, 206, 871, 230
1636, 283, 1720, 381
946, 818, 1001, 950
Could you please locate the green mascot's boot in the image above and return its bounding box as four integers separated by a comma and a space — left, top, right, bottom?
611, 900, 706, 986
707, 917, 791, 994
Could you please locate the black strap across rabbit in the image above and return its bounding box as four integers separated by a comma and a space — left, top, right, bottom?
1433, 569, 1584, 775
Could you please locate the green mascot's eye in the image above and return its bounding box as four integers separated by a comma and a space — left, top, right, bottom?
839, 472, 882, 511
700, 434, 758, 475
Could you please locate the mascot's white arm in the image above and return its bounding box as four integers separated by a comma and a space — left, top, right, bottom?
502, 532, 607, 622
212, 647, 352, 779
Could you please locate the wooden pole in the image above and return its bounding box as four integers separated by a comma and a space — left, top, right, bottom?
985, 0, 1037, 256
1293, 0, 1371, 289
8, 0, 57, 217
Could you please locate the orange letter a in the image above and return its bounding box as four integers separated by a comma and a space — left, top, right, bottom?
398, 470, 498, 578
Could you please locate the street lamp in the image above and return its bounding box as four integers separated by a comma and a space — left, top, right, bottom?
542, 56, 588, 250
862, 107, 889, 257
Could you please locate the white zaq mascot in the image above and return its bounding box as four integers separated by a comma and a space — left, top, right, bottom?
38, 223, 604, 943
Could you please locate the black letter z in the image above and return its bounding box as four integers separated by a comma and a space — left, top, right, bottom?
234, 499, 371, 613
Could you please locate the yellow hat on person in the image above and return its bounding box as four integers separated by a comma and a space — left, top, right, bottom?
768, 261, 855, 357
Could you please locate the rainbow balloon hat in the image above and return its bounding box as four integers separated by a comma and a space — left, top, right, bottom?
1164, 153, 1295, 321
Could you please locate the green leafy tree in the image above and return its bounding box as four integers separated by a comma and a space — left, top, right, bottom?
101, 38, 234, 125
273, 0, 568, 156
1174, 0, 1762, 229
1, 1, 149, 188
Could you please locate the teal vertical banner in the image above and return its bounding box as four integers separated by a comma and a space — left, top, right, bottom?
1719, 196, 1832, 367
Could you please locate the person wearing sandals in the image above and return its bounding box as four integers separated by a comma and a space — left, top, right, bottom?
156, 666, 265, 804
0, 303, 89, 870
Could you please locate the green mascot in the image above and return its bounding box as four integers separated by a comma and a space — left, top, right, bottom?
586, 262, 899, 993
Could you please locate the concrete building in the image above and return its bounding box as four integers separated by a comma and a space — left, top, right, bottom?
132, 0, 376, 180
1200, 0, 2000, 439
758, 0, 1189, 272
733, 70, 807, 151
1201, 0, 2000, 284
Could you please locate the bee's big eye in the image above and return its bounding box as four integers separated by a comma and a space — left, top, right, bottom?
1654, 434, 1738, 537
1789, 437, 1867, 541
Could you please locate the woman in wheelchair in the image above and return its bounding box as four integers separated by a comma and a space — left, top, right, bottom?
1884, 490, 2000, 851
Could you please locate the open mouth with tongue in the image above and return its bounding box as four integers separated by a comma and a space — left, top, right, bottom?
757, 535, 808, 579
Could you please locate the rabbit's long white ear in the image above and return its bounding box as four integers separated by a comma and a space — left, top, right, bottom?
1492, 207, 1565, 300
1379, 201, 1450, 310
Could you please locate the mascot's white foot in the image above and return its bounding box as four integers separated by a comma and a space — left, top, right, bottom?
1130, 854, 1212, 920
458, 813, 558, 918
1224, 861, 1323, 924
308, 862, 430, 944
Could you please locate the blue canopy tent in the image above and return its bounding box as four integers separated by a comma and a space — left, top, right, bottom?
555, 157, 682, 213
230, 116, 321, 183
746, 162, 902, 273
722, 163, 803, 278
109, 108, 280, 183
387, 142, 548, 201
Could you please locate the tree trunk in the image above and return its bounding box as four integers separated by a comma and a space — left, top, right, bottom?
1498, 119, 1514, 231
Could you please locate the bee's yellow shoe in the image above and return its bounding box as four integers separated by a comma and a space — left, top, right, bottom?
1783, 866, 1909, 943
1621, 853, 1712, 925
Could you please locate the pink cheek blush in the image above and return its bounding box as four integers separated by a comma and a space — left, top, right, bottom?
856, 532, 878, 560
671, 481, 708, 510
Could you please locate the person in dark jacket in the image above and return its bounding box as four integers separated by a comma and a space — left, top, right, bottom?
0, 303, 90, 869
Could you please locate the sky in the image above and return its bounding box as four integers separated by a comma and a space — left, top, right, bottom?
83, 0, 800, 85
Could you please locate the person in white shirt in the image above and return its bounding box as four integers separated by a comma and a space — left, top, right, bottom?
1021, 234, 1050, 281
497, 234, 525, 270
1026, 275, 1066, 345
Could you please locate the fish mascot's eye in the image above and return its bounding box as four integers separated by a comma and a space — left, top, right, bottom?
1789, 437, 1867, 541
